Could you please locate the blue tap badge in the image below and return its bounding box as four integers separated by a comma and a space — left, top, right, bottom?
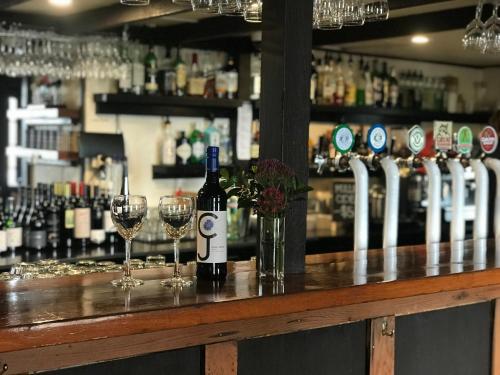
367, 123, 387, 154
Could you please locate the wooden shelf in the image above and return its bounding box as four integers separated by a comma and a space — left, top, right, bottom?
309, 104, 490, 125
95, 94, 243, 118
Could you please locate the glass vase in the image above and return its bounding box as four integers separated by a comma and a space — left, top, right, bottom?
258, 215, 285, 280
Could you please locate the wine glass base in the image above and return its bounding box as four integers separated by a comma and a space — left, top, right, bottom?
161, 277, 194, 288
111, 276, 144, 288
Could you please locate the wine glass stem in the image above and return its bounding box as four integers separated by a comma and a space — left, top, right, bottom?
174, 239, 180, 279
125, 240, 131, 278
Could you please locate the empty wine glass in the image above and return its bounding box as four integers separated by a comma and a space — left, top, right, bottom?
463, 0, 486, 51
110, 195, 148, 288
364, 0, 389, 22
244, 0, 262, 23
343, 0, 365, 26
482, 1, 500, 53
313, 0, 343, 30
159, 195, 195, 287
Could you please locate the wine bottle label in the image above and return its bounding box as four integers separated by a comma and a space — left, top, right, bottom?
29, 230, 47, 250
65, 209, 75, 229
7, 227, 22, 248
0, 230, 6, 252
91, 229, 106, 244
103, 210, 117, 233
74, 208, 91, 239
197, 210, 227, 263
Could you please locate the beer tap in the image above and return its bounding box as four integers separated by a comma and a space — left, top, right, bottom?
362, 124, 400, 249
479, 126, 500, 239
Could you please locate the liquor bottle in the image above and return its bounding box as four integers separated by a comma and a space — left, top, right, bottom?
161, 118, 177, 166
381, 62, 390, 108
316, 57, 325, 102
132, 49, 145, 96
144, 46, 159, 95
13, 186, 22, 221
225, 56, 238, 100
15, 187, 27, 224
189, 123, 206, 164
196, 146, 227, 281
103, 189, 117, 246
344, 56, 356, 107
334, 55, 345, 106
119, 30, 133, 94
60, 182, 75, 248
162, 47, 177, 96
74, 183, 91, 249
203, 63, 216, 99
22, 188, 34, 247
175, 49, 187, 96
372, 60, 383, 107
388, 67, 399, 108
5, 197, 22, 252
355, 58, 366, 107
28, 188, 48, 251
188, 53, 206, 97
45, 184, 60, 249
364, 63, 374, 107
250, 120, 260, 159
90, 186, 105, 246
219, 126, 232, 166
0, 208, 6, 253
310, 55, 317, 103
176, 131, 192, 166
204, 117, 221, 148
215, 65, 228, 99
322, 55, 336, 104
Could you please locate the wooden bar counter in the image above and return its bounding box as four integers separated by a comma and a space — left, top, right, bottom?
1, 239, 499, 374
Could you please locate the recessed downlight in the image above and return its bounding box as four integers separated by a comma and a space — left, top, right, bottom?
411, 35, 430, 45
49, 0, 73, 7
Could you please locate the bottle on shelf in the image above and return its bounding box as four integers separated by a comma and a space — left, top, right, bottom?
372, 59, 383, 107
250, 120, 260, 159
388, 67, 399, 108
381, 62, 390, 108
225, 56, 238, 100
5, 197, 22, 252
22, 188, 34, 247
161, 118, 177, 166
175, 49, 187, 97
310, 55, 318, 104
103, 189, 117, 246
45, 184, 60, 249
176, 131, 192, 166
28, 188, 47, 251
215, 65, 228, 99
132, 49, 145, 96
188, 53, 206, 97
322, 54, 336, 104
189, 122, 206, 164
203, 63, 216, 99
196, 146, 227, 281
344, 56, 356, 107
219, 126, 233, 166
355, 57, 366, 107
90, 186, 105, 246
118, 29, 133, 94
161, 47, 177, 96
0, 207, 6, 253
144, 46, 159, 95
60, 182, 75, 249
204, 117, 221, 149
333, 55, 344, 106
364, 63, 374, 107
74, 183, 91, 249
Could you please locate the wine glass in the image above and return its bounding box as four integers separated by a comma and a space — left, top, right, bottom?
364, 0, 389, 22
110, 195, 147, 288
463, 0, 486, 51
159, 195, 195, 287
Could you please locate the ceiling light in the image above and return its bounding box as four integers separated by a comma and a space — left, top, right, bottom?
411, 35, 429, 45
49, 0, 73, 7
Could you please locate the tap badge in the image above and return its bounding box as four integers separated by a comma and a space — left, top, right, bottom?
367, 123, 386, 154
407, 125, 425, 155
433, 121, 453, 152
332, 124, 354, 154
479, 125, 498, 154
456, 126, 473, 155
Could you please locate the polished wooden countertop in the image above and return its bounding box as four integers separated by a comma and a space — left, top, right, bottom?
1, 239, 500, 356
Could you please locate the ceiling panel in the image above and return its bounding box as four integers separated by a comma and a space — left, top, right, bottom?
331, 29, 500, 67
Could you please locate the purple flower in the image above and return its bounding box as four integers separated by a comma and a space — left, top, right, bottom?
257, 187, 286, 217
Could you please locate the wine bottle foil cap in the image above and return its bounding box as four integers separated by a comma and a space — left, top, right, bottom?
207, 146, 219, 156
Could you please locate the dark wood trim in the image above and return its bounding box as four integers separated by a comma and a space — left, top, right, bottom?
205, 341, 237, 375
2, 283, 500, 374
370, 316, 395, 375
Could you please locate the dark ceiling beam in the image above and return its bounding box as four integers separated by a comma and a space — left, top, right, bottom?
0, 0, 31, 10
0, 11, 62, 29
312, 6, 475, 46
60, 0, 192, 34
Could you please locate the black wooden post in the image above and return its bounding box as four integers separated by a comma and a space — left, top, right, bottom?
259, 0, 312, 274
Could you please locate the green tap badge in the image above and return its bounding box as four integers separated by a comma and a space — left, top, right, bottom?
456, 126, 473, 155
332, 124, 354, 155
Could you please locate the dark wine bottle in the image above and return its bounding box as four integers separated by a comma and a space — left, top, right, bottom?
60, 182, 75, 249
45, 184, 60, 249
196, 146, 227, 281
74, 183, 91, 249
28, 188, 48, 251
